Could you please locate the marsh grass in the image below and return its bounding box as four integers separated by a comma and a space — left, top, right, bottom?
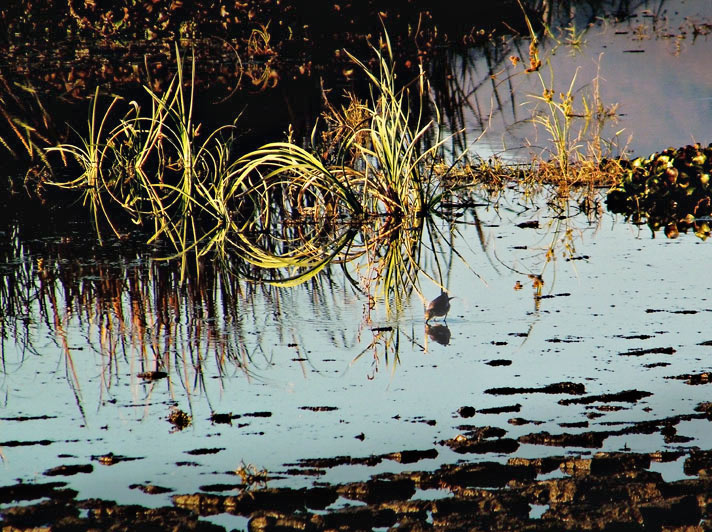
342, 33, 451, 216
41, 21, 628, 315
0, 77, 55, 164
524, 59, 624, 185
515, 7, 626, 189
46, 87, 125, 242
45, 46, 249, 273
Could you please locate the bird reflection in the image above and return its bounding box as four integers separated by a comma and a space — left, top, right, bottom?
426, 323, 451, 346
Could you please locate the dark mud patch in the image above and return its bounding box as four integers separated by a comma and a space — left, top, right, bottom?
185, 448, 225, 456
508, 417, 545, 426
383, 449, 439, 464
644, 362, 671, 368
288, 455, 383, 469
0, 482, 73, 504
456, 406, 476, 418
0, 439, 53, 447
337, 478, 416, 504
479, 403, 522, 414
546, 336, 581, 343
519, 430, 610, 448
198, 483, 247, 493
209, 413, 234, 424
485, 381, 585, 396
0, 415, 57, 421
666, 371, 712, 385
616, 334, 655, 340
129, 483, 173, 495
558, 389, 653, 405
619, 346, 676, 356
43, 464, 93, 477
646, 309, 706, 315
282, 468, 327, 477
485, 358, 512, 366
175, 461, 202, 467
243, 411, 273, 418
441, 427, 520, 454
559, 421, 589, 428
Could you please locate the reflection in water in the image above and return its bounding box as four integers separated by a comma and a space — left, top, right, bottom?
426, 323, 452, 347
1, 181, 610, 411
431, 0, 712, 163
0, 198, 474, 402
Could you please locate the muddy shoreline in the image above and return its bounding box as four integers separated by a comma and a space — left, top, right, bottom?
4, 397, 712, 531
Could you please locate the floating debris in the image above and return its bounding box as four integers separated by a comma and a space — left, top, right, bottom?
137, 371, 168, 381
92, 453, 142, 466
167, 407, 192, 432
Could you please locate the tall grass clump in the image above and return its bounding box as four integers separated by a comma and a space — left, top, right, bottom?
43, 35, 466, 304
342, 32, 451, 216
517, 6, 625, 188
46, 86, 125, 241
217, 32, 460, 293
45, 46, 250, 277
231, 32, 454, 222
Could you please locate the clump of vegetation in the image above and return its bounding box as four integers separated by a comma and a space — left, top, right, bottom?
168, 406, 192, 432
36, 6, 640, 318
41, 35, 459, 288
235, 461, 269, 489
514, 5, 624, 190
607, 143, 712, 240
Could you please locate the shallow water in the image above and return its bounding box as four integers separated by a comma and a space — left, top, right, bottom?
460, 0, 712, 160
2, 184, 712, 531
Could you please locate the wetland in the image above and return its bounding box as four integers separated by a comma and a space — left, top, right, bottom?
2, 1, 712, 530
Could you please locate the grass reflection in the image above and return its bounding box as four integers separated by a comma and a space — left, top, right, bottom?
0, 174, 618, 415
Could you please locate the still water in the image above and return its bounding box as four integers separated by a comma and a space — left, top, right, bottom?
459, 0, 712, 160
2, 186, 711, 523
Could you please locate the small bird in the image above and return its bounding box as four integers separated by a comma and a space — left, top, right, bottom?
425, 291, 454, 323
